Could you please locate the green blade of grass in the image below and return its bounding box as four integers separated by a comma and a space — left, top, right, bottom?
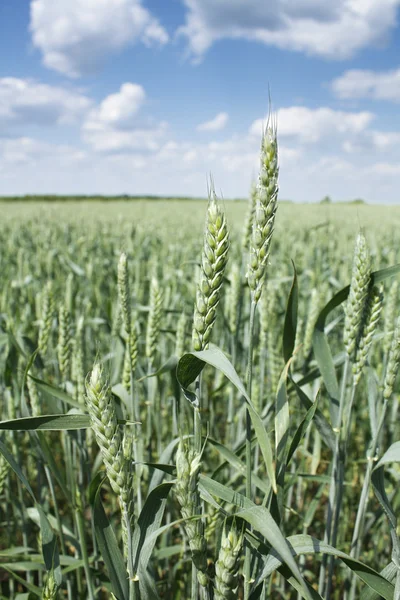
0, 439, 61, 584
89, 476, 129, 600
132, 482, 173, 578
199, 475, 313, 600
251, 534, 394, 599
282, 262, 298, 363
177, 344, 277, 493
27, 374, 82, 409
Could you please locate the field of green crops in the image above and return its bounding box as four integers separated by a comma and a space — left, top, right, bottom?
1, 155, 400, 598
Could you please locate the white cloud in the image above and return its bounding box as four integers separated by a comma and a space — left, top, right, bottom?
3, 91, 400, 204
331, 68, 400, 101
87, 83, 145, 127
250, 107, 374, 143
179, 0, 400, 60
197, 112, 229, 131
82, 83, 167, 152
0, 77, 91, 132
83, 125, 167, 153
342, 130, 400, 154
0, 136, 87, 168
371, 131, 400, 148
2, 127, 400, 203
371, 162, 400, 175
30, 0, 168, 77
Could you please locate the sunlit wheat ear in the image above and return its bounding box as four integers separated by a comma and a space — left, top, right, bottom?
122, 319, 138, 391
57, 304, 71, 381
129, 322, 138, 373
121, 428, 136, 557
247, 117, 279, 303
72, 316, 86, 406
122, 345, 131, 390
192, 191, 230, 351
384, 280, 398, 354
384, 317, 400, 400
38, 281, 54, 354
85, 363, 127, 498
86, 363, 135, 559
118, 252, 131, 337
228, 262, 241, 336
343, 232, 372, 361
0, 453, 9, 496
214, 520, 243, 600
145, 276, 162, 363
353, 285, 383, 384
118, 252, 138, 389
175, 440, 208, 586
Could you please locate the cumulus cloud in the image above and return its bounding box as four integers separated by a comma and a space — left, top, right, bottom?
331, 68, 400, 101
30, 0, 168, 77
197, 112, 229, 131
371, 162, 400, 175
3, 86, 400, 203
250, 106, 374, 143
371, 131, 400, 148
2, 125, 400, 203
0, 77, 91, 132
179, 0, 400, 60
87, 83, 145, 127
0, 136, 87, 168
342, 130, 400, 154
82, 83, 167, 152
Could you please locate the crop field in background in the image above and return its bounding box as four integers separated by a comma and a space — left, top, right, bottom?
2, 161, 400, 599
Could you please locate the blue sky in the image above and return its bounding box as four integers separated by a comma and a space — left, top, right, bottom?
1, 0, 400, 202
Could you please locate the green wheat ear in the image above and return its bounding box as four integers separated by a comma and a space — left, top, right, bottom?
38, 280, 54, 354
214, 519, 243, 600
41, 570, 59, 600
85, 362, 127, 498
145, 275, 163, 363
352, 285, 383, 384
343, 232, 372, 361
384, 317, 400, 399
192, 190, 229, 351
57, 303, 71, 381
247, 115, 279, 303
175, 439, 208, 587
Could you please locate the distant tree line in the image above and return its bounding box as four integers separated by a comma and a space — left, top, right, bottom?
0, 194, 209, 202
320, 195, 366, 205
0, 194, 366, 203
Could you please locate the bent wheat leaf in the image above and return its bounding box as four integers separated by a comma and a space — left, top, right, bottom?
251, 534, 394, 599
177, 344, 277, 492
89, 475, 129, 600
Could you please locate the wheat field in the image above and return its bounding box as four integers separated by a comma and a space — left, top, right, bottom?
1, 129, 400, 600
